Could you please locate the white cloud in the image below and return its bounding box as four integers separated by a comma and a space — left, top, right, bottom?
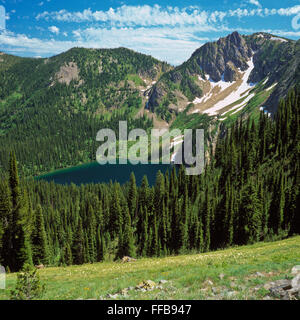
37, 5, 211, 27
71, 26, 212, 64
0, 26, 212, 65
48, 25, 59, 35
2, 4, 300, 65
0, 30, 73, 55
0, 23, 296, 66
277, 5, 300, 16
35, 4, 300, 27
248, 0, 261, 8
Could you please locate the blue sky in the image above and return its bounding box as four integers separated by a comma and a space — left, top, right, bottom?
1, 0, 300, 65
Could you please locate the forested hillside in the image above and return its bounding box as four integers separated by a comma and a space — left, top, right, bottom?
0, 87, 299, 272
1, 32, 299, 177
0, 48, 171, 175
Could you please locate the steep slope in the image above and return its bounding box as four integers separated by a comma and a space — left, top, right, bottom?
148, 32, 299, 123
248, 34, 300, 113
0, 47, 172, 117
0, 32, 299, 176
1, 236, 299, 300
0, 48, 172, 175
0, 52, 25, 72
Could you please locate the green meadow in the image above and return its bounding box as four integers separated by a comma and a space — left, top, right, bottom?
1, 236, 299, 300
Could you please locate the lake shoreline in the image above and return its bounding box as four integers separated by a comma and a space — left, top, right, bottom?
36, 161, 176, 186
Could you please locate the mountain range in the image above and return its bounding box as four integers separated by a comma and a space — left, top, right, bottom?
0, 31, 299, 175
0, 31, 299, 277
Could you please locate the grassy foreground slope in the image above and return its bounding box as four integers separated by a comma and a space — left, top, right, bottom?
1, 236, 299, 300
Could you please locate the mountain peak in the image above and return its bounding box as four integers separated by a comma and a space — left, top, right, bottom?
148, 31, 298, 118
191, 32, 252, 82
226, 31, 244, 45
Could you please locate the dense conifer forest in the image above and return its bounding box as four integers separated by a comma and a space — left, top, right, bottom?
0, 87, 299, 272
0, 47, 169, 176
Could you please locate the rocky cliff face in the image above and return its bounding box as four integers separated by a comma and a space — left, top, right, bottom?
148, 31, 299, 116
192, 31, 252, 82
245, 34, 300, 113
148, 31, 255, 114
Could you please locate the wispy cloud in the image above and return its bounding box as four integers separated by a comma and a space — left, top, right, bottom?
0, 26, 212, 65
248, 0, 261, 8
2, 4, 300, 65
1, 23, 297, 65
36, 5, 210, 27
48, 25, 59, 35
35, 4, 300, 27
0, 30, 72, 55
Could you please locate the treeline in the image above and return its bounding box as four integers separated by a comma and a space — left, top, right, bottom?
0, 88, 299, 272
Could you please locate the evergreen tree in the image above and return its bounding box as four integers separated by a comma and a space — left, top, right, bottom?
64, 243, 73, 266
4, 152, 33, 271
72, 218, 85, 265
31, 204, 49, 265
117, 207, 135, 258
0, 179, 11, 262
128, 172, 137, 225
96, 227, 106, 262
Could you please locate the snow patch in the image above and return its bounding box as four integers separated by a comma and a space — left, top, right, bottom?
270, 37, 288, 43
170, 136, 184, 163
193, 97, 205, 104
193, 74, 234, 106
260, 106, 271, 117
222, 93, 255, 116
266, 83, 277, 92
209, 73, 233, 91
193, 91, 213, 105
231, 105, 245, 115
203, 57, 256, 116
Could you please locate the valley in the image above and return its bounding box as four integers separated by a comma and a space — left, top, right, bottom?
0, 30, 299, 301
1, 31, 299, 177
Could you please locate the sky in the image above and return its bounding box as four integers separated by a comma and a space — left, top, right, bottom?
1, 0, 300, 65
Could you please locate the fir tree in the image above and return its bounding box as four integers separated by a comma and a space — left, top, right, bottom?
31, 204, 49, 265
117, 207, 135, 258
0, 179, 11, 263
72, 218, 85, 265
6, 152, 32, 271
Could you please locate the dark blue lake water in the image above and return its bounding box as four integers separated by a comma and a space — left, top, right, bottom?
36, 162, 174, 186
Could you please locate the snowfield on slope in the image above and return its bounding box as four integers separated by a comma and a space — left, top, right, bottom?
203, 57, 256, 116
221, 93, 255, 116
193, 74, 233, 105
266, 83, 278, 92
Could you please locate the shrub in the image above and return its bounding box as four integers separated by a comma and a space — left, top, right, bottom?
10, 264, 45, 300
